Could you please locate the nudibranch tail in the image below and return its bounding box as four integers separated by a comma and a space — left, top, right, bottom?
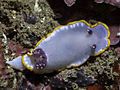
6, 56, 25, 71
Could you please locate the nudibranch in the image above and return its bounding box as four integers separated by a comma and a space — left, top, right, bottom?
6, 20, 110, 74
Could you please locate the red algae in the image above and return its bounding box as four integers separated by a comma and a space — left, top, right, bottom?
94, 0, 120, 8
113, 64, 120, 90
115, 47, 120, 57
87, 84, 105, 90
109, 26, 120, 45
8, 40, 28, 56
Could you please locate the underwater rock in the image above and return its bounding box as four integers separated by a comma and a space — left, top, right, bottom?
50, 77, 65, 89
94, 0, 120, 8
75, 70, 95, 87
42, 85, 52, 90
0, 46, 5, 76
17, 77, 36, 90
94, 0, 104, 3
0, 10, 11, 27
8, 41, 23, 56
87, 84, 105, 90
23, 12, 37, 24
109, 26, 120, 45
115, 47, 120, 57
113, 63, 120, 75
112, 63, 120, 90
64, 0, 76, 7
0, 41, 7, 76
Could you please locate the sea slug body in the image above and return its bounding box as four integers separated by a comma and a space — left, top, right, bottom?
6, 20, 110, 74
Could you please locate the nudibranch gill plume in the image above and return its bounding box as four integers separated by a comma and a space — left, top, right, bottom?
6, 20, 110, 74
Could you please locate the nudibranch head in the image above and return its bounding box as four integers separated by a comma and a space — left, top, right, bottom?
6, 20, 110, 74
85, 22, 110, 56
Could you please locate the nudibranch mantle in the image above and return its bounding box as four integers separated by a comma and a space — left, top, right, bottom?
6, 20, 110, 74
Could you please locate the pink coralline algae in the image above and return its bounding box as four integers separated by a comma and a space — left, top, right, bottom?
8, 40, 28, 56
64, 0, 76, 7
109, 26, 120, 45
115, 47, 120, 57
87, 84, 105, 90
8, 41, 22, 56
94, 0, 120, 8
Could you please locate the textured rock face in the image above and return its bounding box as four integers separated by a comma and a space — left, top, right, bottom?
64, 0, 76, 7
64, 0, 120, 8
94, 0, 120, 8
109, 26, 120, 45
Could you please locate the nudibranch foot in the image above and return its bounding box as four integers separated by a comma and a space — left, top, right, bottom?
6, 20, 110, 74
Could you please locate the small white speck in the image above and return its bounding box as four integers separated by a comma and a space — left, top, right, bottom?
25, 61, 28, 65
36, 64, 39, 67
75, 23, 79, 27
12, 16, 16, 19
24, 58, 28, 62
117, 32, 120, 37
36, 67, 39, 69
41, 67, 43, 69
80, 23, 84, 27
39, 64, 41, 66
64, 26, 68, 30
27, 26, 30, 29
72, 24, 76, 28
11, 53, 15, 56
34, 0, 42, 12
70, 25, 73, 28
41, 17, 45, 23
